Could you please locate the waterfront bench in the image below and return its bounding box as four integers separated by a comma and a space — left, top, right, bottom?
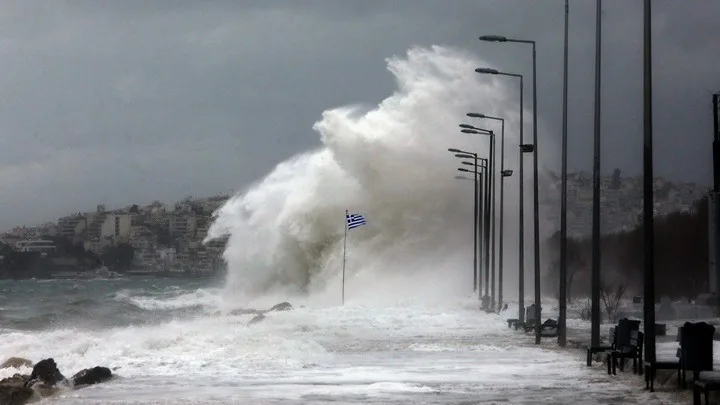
538, 318, 559, 338
587, 318, 640, 367
521, 318, 559, 337
506, 318, 521, 328
693, 372, 720, 405
644, 355, 680, 392
647, 321, 715, 392
510, 304, 539, 332
607, 330, 643, 375
645, 326, 682, 392
586, 328, 616, 367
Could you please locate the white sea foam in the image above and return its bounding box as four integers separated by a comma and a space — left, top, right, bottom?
0, 299, 695, 404
207, 45, 558, 307
0, 46, 684, 404
121, 287, 224, 311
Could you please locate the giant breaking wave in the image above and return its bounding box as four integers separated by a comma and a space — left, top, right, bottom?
206, 45, 552, 306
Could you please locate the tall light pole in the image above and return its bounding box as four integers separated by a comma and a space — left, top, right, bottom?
642, 0, 656, 367
590, 0, 602, 349
449, 148, 479, 295
460, 160, 489, 298
713, 92, 720, 309
475, 67, 527, 322
468, 112, 508, 311
480, 33, 542, 345
559, 0, 570, 348
463, 157, 490, 301
461, 126, 496, 308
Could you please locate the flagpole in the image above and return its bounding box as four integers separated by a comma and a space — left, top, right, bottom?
342, 209, 348, 305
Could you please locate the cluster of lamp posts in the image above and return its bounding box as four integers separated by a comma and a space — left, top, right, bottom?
448, 0, 658, 359
448, 33, 541, 344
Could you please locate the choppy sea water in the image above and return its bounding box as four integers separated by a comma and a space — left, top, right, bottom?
0, 279, 688, 404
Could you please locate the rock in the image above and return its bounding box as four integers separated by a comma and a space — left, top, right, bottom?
0, 375, 29, 388
268, 302, 292, 312
248, 314, 266, 325
0, 360, 113, 405
71, 367, 112, 387
0, 385, 35, 405
0, 358, 32, 370
27, 358, 66, 387
0, 375, 35, 405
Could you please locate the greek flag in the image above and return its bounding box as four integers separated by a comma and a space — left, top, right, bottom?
346, 213, 367, 230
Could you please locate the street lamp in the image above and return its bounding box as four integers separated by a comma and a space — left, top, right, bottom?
461, 127, 495, 308
714, 92, 720, 320
450, 148, 480, 295
468, 112, 507, 311
559, 0, 570, 348
590, 0, 603, 354
475, 67, 527, 324
642, 0, 656, 366
480, 33, 542, 345
460, 158, 490, 302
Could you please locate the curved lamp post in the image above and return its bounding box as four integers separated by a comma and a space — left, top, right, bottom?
475, 67, 528, 324
458, 161, 489, 299
460, 126, 495, 309
468, 112, 508, 312
449, 148, 479, 294
480, 34, 542, 345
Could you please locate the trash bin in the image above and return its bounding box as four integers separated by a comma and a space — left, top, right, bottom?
681, 321, 715, 373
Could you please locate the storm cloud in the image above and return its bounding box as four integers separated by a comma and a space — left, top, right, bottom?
0, 0, 718, 230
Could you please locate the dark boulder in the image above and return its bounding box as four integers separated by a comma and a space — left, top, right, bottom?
0, 360, 114, 405
268, 302, 292, 312
0, 375, 34, 405
26, 358, 66, 387
0, 385, 35, 405
71, 367, 112, 387
0, 358, 32, 370
248, 314, 266, 325
0, 375, 29, 388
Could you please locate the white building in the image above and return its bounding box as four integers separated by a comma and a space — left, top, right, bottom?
15, 239, 56, 255
58, 215, 87, 238
100, 214, 132, 242
169, 214, 197, 237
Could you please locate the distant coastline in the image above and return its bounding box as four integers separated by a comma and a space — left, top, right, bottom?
1, 195, 230, 280
1, 267, 226, 281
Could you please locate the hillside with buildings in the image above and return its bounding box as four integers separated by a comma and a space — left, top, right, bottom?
542, 169, 709, 238
0, 195, 230, 279
0, 170, 710, 279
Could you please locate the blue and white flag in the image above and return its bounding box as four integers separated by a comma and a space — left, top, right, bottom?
346, 213, 367, 230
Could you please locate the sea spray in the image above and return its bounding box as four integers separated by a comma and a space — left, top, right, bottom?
207, 45, 556, 305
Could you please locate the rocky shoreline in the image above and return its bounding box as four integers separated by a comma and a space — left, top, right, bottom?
0, 301, 294, 404
0, 357, 113, 405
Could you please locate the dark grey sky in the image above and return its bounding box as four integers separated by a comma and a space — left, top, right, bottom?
0, 0, 718, 230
